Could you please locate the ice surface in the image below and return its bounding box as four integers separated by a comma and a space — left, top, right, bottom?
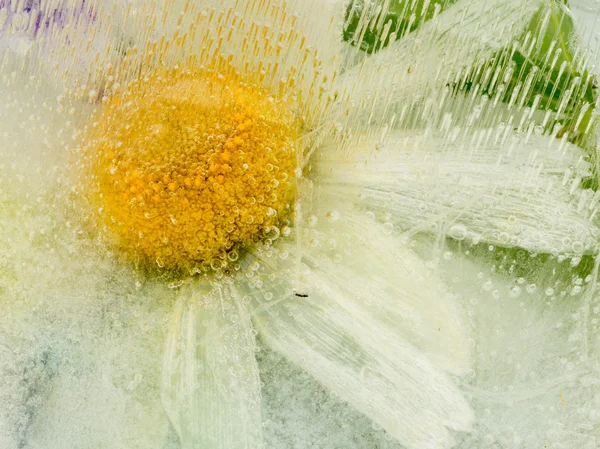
2, 0, 600, 448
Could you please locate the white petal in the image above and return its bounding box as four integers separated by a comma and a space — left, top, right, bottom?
305, 212, 472, 374
335, 0, 542, 128
283, 197, 472, 372
161, 281, 263, 449
429, 241, 599, 448
241, 213, 473, 449
248, 276, 472, 449
313, 131, 600, 255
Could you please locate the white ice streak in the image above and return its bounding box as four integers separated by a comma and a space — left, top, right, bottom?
336, 0, 543, 129
99, 0, 345, 115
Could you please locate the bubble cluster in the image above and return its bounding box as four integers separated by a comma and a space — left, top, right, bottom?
83, 68, 299, 271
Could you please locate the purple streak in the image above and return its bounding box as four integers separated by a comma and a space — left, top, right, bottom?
0, 0, 97, 40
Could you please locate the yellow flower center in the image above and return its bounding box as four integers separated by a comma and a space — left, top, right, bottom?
85, 69, 299, 271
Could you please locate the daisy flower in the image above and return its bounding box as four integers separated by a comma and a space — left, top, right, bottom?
1, 0, 599, 448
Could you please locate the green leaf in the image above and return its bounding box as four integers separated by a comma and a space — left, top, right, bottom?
512, 2, 594, 114
343, 0, 458, 54
344, 1, 595, 123
447, 1, 595, 130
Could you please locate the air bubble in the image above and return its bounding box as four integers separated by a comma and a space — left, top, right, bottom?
449, 224, 467, 240
264, 226, 280, 240
210, 259, 224, 270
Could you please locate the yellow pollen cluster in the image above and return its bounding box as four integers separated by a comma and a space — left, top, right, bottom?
86, 69, 299, 271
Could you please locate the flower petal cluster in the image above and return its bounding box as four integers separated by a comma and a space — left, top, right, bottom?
1, 1, 599, 448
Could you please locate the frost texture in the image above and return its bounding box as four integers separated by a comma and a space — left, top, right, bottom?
2, 0, 600, 448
